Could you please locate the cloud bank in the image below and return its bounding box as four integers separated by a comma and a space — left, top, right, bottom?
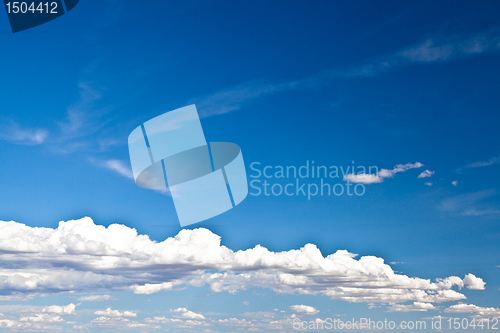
0, 217, 485, 304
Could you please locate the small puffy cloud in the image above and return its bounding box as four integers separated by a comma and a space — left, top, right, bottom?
19, 313, 63, 323
445, 303, 500, 317
171, 308, 205, 320
344, 162, 423, 184
424, 182, 433, 186
132, 282, 173, 295
77, 295, 113, 302
343, 173, 383, 184
452, 180, 458, 186
463, 274, 486, 290
290, 305, 319, 315
94, 308, 137, 317
418, 170, 435, 178
42, 303, 76, 315
389, 302, 436, 312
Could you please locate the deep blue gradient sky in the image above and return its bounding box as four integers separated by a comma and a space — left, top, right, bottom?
1, 1, 500, 331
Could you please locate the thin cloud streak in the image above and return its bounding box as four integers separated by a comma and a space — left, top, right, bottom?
440, 190, 500, 216
0, 122, 49, 146
193, 29, 500, 117
102, 159, 134, 179
457, 156, 500, 174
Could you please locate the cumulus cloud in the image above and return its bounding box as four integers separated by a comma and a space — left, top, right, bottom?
343, 173, 383, 184
344, 162, 423, 184
463, 274, 486, 290
418, 170, 435, 178
19, 313, 64, 323
0, 303, 77, 329
425, 182, 433, 186
445, 303, 500, 317
42, 303, 76, 315
388, 302, 436, 312
290, 305, 319, 315
132, 282, 173, 295
171, 308, 205, 320
0, 217, 485, 304
452, 180, 458, 186
94, 308, 137, 318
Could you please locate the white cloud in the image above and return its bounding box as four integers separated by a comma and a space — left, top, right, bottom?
102, 159, 134, 179
425, 182, 433, 186
344, 162, 423, 184
131, 282, 173, 294
0, 303, 77, 329
0, 217, 485, 304
343, 173, 383, 184
389, 302, 436, 312
191, 30, 500, 117
452, 180, 458, 186
190, 79, 302, 118
171, 308, 205, 320
77, 295, 113, 302
440, 190, 500, 216
42, 303, 76, 315
445, 303, 500, 317
418, 170, 435, 178
94, 308, 137, 317
463, 274, 486, 290
290, 305, 319, 315
458, 156, 500, 173
19, 313, 64, 323
0, 122, 49, 146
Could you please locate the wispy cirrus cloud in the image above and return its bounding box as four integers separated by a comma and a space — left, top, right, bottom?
193, 29, 500, 117
457, 155, 500, 174
343, 162, 423, 184
190, 79, 304, 118
0, 80, 116, 155
0, 122, 49, 146
101, 159, 134, 179
77, 295, 113, 302
440, 190, 500, 216
0, 217, 485, 305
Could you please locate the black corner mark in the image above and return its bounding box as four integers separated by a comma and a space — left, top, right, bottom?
3, 0, 79, 33
64, 0, 77, 12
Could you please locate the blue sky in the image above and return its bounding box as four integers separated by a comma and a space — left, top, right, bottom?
1, 0, 500, 331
